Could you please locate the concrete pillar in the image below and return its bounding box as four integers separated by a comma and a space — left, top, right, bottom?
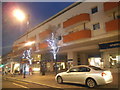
50, 61, 53, 72
36, 34, 40, 51
80, 53, 88, 65
67, 52, 78, 66
10, 62, 15, 74
101, 52, 110, 68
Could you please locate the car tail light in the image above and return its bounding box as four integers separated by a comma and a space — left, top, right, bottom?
101, 72, 106, 77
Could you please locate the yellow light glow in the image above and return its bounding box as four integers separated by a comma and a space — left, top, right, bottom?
24, 41, 35, 46
14, 63, 20, 70
38, 55, 41, 58
33, 68, 40, 71
13, 9, 26, 22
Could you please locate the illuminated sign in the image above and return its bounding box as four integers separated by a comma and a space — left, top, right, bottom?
99, 41, 120, 49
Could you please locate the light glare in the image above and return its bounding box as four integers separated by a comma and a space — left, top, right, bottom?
13, 9, 25, 22
25, 41, 35, 46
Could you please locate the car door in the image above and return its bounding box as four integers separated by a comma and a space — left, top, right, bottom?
62, 68, 79, 82
75, 67, 91, 84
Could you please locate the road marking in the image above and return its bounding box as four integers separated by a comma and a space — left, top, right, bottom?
13, 83, 28, 88
15, 81, 29, 85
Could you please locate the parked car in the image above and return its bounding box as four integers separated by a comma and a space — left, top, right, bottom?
55, 65, 113, 88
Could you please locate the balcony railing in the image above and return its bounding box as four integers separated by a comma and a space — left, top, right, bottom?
28, 36, 36, 42
39, 41, 48, 49
105, 19, 120, 32
31, 44, 36, 51
63, 13, 90, 28
39, 30, 51, 38
104, 2, 119, 12
63, 30, 91, 43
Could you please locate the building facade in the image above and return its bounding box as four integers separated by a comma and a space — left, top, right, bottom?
12, 2, 120, 73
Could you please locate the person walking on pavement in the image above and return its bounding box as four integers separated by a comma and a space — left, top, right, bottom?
29, 67, 33, 75
20, 68, 23, 75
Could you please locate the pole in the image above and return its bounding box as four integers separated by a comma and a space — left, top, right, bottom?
23, 14, 30, 78
53, 53, 57, 75
23, 65, 26, 78
55, 59, 57, 75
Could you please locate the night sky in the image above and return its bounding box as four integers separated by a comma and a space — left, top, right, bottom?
2, 2, 74, 55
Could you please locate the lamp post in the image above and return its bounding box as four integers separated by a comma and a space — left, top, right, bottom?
13, 9, 32, 78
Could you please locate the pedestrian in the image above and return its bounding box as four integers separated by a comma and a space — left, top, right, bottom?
20, 69, 23, 75
29, 67, 33, 75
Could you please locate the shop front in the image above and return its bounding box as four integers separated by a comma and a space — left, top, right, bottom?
99, 40, 120, 69
88, 57, 103, 68
40, 53, 67, 72
31, 54, 41, 73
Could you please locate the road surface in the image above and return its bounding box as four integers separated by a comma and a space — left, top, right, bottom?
2, 78, 54, 89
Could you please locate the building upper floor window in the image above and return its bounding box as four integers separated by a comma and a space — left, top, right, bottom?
91, 6, 98, 14
93, 23, 100, 30
58, 23, 61, 28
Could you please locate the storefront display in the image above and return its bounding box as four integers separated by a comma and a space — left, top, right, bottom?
57, 62, 66, 71
109, 54, 120, 68
99, 41, 120, 68
67, 60, 73, 69
88, 57, 103, 68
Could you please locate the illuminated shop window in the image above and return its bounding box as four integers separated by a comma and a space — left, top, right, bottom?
117, 15, 120, 19
88, 57, 102, 67
109, 55, 120, 68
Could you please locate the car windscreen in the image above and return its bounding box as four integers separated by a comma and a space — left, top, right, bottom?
89, 66, 103, 70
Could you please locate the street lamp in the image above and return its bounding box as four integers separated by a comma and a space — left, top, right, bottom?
13, 9, 31, 78
13, 9, 26, 22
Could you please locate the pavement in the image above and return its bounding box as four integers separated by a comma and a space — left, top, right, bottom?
2, 68, 120, 89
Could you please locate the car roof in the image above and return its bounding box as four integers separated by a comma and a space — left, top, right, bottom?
70, 65, 90, 69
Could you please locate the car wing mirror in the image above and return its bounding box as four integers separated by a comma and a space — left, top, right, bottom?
66, 70, 70, 73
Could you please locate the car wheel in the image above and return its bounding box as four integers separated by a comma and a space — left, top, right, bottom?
86, 78, 97, 88
57, 76, 63, 84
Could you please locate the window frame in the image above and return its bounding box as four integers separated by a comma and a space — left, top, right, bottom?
91, 6, 98, 14
68, 67, 91, 72
78, 67, 91, 72
69, 68, 79, 72
93, 23, 100, 30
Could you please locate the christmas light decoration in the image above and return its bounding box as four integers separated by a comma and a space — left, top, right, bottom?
47, 33, 59, 60
47, 33, 60, 74
22, 48, 33, 65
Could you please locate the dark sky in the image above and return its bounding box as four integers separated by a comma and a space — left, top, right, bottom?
2, 2, 74, 55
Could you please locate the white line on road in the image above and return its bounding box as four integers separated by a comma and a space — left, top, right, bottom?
13, 83, 28, 88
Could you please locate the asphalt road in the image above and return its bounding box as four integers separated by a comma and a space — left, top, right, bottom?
2, 72, 119, 90
2, 78, 55, 89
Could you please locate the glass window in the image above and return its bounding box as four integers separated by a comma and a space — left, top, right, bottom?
69, 68, 79, 72
93, 23, 100, 30
117, 15, 120, 19
78, 67, 90, 72
91, 7, 98, 14
89, 66, 103, 70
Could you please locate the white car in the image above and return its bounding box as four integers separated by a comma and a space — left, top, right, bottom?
55, 65, 113, 88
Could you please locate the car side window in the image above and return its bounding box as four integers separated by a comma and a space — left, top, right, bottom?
78, 67, 90, 72
69, 68, 79, 72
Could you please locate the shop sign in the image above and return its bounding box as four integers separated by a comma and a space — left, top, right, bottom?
99, 41, 120, 49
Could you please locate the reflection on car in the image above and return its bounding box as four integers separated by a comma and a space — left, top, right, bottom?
55, 65, 113, 88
